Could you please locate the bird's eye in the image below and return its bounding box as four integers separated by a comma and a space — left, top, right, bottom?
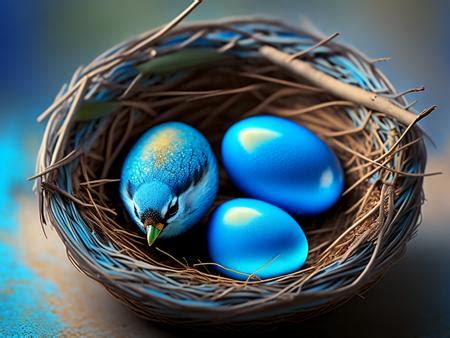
166, 199, 179, 219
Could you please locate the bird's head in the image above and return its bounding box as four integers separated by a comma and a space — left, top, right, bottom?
131, 181, 180, 247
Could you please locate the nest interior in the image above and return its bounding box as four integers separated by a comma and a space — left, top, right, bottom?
35, 18, 427, 327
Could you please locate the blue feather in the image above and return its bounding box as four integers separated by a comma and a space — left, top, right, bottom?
120, 122, 218, 240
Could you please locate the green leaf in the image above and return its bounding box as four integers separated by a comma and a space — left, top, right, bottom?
75, 101, 120, 121
136, 48, 228, 75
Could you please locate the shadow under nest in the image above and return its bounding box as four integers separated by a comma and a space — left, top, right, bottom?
35, 18, 427, 328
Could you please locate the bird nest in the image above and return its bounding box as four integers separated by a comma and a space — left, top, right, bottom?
34, 5, 433, 330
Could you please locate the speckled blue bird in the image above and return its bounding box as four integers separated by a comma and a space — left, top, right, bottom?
120, 122, 218, 246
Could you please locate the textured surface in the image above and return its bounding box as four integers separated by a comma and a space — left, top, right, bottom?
1, 0, 449, 336
2, 152, 449, 337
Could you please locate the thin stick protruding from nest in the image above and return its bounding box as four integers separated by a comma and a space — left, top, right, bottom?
260, 46, 428, 126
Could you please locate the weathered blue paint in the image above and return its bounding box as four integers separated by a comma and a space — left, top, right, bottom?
0, 124, 66, 336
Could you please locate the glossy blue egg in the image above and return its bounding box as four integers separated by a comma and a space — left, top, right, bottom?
208, 198, 308, 280
222, 115, 344, 216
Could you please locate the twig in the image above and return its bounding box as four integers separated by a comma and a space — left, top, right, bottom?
259, 46, 423, 125
288, 32, 340, 61
125, 0, 203, 56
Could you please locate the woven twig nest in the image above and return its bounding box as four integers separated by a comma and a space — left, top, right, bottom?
35, 11, 432, 330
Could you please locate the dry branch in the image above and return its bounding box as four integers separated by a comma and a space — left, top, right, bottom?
260, 46, 419, 125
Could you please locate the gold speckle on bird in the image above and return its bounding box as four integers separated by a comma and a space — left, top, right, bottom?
141, 128, 181, 167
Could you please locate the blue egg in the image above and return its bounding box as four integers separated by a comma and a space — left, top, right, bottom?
222, 115, 344, 216
208, 198, 308, 280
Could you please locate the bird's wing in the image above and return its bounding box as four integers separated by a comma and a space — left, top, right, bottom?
123, 123, 211, 197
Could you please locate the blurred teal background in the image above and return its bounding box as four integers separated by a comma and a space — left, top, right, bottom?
1, 1, 449, 337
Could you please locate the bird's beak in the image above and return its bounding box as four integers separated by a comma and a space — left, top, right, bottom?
145, 221, 165, 247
